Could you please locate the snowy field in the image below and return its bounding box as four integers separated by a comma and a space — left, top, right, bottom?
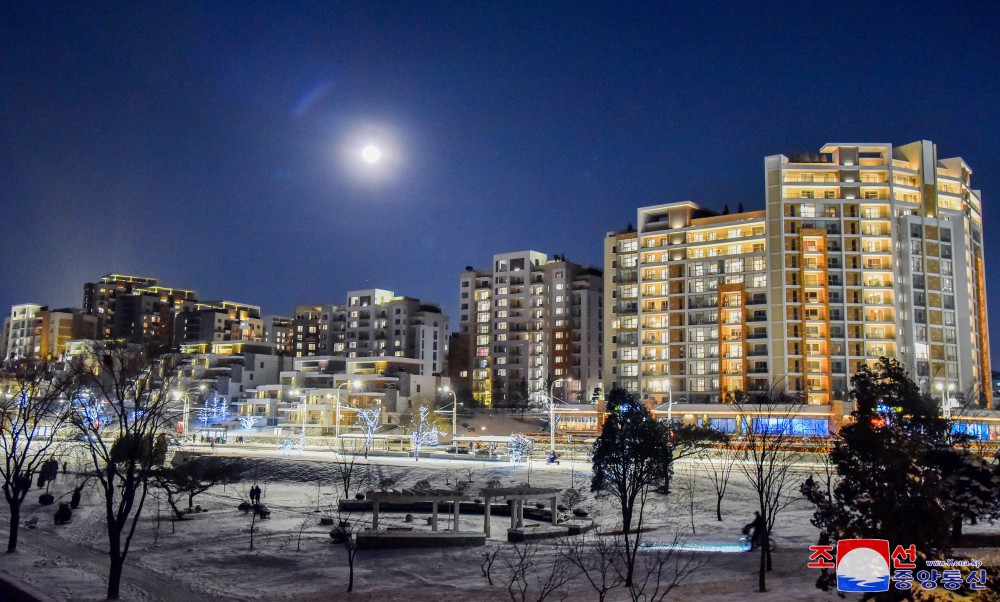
1, 445, 998, 601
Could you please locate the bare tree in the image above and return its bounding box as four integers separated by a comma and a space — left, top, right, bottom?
356, 408, 380, 459
626, 534, 704, 602
701, 443, 738, 522
480, 543, 502, 585
0, 358, 70, 553
67, 342, 179, 599
295, 512, 310, 552
331, 506, 369, 592
560, 533, 626, 602
408, 404, 443, 461
498, 540, 577, 602
731, 392, 804, 593
0, 357, 75, 553
330, 443, 362, 500
152, 456, 243, 520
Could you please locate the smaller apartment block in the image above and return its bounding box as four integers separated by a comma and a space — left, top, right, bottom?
291, 289, 448, 376
242, 355, 448, 435
1, 304, 97, 361
457, 251, 602, 407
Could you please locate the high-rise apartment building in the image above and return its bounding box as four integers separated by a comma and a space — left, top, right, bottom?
605, 141, 990, 409
457, 251, 603, 407
291, 289, 448, 375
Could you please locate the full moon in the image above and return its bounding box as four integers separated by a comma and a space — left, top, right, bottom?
361, 145, 381, 163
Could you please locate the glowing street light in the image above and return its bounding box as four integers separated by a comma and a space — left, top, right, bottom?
439, 386, 459, 452
936, 381, 955, 419
171, 383, 207, 438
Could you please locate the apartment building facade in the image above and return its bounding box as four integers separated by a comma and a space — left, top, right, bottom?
175, 301, 265, 344
2, 304, 98, 361
242, 355, 449, 435
291, 289, 448, 375
83, 274, 198, 347
605, 140, 990, 410
457, 251, 603, 407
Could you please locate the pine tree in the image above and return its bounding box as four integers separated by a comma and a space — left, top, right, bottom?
802, 358, 964, 594
590, 388, 670, 586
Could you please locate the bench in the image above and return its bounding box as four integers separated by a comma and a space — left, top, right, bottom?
386, 526, 414, 532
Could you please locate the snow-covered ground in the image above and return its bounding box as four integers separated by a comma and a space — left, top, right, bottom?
1, 445, 997, 601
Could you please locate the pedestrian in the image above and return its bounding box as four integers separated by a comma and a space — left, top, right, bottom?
62, 462, 67, 475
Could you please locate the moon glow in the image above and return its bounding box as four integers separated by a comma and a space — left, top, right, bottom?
362, 145, 381, 163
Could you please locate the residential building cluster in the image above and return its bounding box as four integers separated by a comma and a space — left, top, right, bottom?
3, 140, 995, 439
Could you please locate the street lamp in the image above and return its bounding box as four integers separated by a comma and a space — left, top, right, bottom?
666, 380, 673, 425
172, 383, 207, 440
439, 385, 459, 452
549, 378, 572, 453
299, 391, 308, 450
336, 380, 361, 438
936, 381, 956, 419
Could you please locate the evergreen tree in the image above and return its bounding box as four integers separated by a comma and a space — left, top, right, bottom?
591, 388, 670, 586
802, 358, 962, 594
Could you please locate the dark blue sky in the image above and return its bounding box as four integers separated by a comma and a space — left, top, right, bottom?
3, 2, 1000, 357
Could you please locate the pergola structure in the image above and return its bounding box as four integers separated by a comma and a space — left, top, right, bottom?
364, 488, 471, 532
478, 486, 562, 537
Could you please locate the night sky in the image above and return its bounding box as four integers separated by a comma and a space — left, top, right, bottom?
3, 2, 1000, 357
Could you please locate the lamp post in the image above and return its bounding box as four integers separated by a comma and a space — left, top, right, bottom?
666, 380, 673, 425
549, 378, 572, 453
336, 380, 361, 438
439, 386, 459, 452
936, 381, 956, 419
172, 383, 206, 440
299, 393, 308, 450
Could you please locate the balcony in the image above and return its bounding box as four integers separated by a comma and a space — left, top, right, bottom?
614, 303, 638, 314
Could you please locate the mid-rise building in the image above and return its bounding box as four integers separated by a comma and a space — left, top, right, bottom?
263, 315, 294, 355
605, 140, 991, 410
175, 301, 264, 344
83, 274, 198, 348
178, 340, 289, 408
457, 251, 603, 407
290, 289, 448, 375
241, 355, 449, 435
2, 304, 98, 361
